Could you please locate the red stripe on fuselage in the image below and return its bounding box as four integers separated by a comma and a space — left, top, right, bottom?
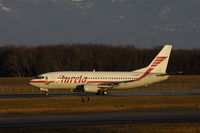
136, 68, 154, 81
29, 81, 54, 84
29, 81, 47, 83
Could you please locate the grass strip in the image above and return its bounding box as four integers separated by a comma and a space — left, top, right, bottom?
0, 95, 200, 114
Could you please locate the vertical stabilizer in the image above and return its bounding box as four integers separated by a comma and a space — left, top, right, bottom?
133, 45, 172, 73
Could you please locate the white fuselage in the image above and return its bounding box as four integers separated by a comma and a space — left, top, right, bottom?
29, 71, 168, 90
29, 45, 172, 94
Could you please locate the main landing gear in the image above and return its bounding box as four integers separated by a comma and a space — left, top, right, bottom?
96, 89, 109, 95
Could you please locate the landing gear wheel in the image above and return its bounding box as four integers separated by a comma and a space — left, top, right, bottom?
103, 90, 108, 95
96, 90, 101, 95
45, 92, 48, 96
96, 90, 108, 95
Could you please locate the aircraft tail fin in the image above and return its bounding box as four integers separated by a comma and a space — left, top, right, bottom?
133, 45, 172, 74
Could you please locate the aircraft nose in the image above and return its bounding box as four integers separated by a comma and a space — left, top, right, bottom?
29, 79, 34, 86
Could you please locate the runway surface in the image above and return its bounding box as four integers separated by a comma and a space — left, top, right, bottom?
1, 110, 200, 128
1, 92, 200, 98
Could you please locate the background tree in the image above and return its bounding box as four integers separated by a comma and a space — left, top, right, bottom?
0, 44, 199, 77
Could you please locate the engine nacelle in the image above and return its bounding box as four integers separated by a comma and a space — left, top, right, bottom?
83, 84, 99, 93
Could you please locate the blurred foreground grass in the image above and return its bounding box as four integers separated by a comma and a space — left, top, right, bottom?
0, 95, 200, 114
0, 75, 200, 94
0, 123, 200, 133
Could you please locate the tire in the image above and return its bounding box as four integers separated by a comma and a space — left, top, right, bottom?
96, 90, 108, 95
96, 90, 101, 95
103, 90, 108, 95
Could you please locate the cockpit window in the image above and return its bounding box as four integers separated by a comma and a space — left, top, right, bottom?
35, 76, 45, 79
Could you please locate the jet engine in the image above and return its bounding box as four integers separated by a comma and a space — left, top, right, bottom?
73, 84, 108, 95
83, 84, 99, 93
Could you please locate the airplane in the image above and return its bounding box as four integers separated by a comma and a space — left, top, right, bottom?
29, 45, 172, 96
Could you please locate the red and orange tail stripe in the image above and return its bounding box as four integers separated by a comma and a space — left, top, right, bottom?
135, 56, 168, 82
151, 56, 167, 68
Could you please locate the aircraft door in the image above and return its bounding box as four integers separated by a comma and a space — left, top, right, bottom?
45, 76, 48, 81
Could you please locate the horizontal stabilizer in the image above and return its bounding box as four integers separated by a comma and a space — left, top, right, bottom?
157, 71, 183, 76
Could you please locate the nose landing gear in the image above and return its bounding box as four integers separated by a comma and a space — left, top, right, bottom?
40, 88, 49, 96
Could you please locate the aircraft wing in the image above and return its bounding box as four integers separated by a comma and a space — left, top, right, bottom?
98, 80, 133, 88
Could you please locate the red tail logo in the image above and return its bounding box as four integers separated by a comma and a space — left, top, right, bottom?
150, 56, 167, 68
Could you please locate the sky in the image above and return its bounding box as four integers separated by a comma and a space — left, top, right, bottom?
0, 0, 200, 48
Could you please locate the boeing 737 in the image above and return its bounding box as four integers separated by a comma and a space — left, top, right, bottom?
29, 45, 172, 95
